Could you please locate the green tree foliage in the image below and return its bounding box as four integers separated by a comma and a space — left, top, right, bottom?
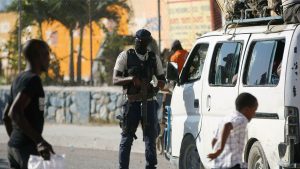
5, 0, 130, 85
48, 0, 130, 84
47, 0, 86, 83
5, 0, 47, 74
75, 0, 129, 83
43, 53, 64, 85
100, 30, 133, 85
7, 0, 51, 38
5, 0, 60, 84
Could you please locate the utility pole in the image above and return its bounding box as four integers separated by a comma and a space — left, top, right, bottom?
89, 0, 94, 85
18, 0, 22, 73
158, 0, 161, 55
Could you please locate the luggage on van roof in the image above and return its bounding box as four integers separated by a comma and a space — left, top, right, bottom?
216, 0, 283, 24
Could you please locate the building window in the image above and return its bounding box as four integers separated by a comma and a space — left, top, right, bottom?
209, 42, 242, 86
243, 39, 285, 86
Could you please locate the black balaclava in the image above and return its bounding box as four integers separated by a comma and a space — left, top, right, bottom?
135, 29, 152, 55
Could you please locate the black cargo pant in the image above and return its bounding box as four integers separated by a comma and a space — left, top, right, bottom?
7, 144, 39, 169
230, 164, 242, 169
283, 4, 300, 23
119, 100, 159, 169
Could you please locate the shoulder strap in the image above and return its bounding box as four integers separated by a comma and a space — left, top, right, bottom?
123, 48, 137, 77
126, 48, 137, 67
147, 51, 158, 76
148, 51, 156, 59
126, 48, 135, 56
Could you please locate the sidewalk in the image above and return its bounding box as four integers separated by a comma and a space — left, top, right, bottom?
0, 124, 145, 153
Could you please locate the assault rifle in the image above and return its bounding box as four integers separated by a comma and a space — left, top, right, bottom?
141, 78, 148, 141
140, 75, 158, 141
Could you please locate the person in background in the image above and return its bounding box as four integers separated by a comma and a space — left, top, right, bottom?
155, 40, 188, 153
2, 39, 55, 169
169, 40, 188, 74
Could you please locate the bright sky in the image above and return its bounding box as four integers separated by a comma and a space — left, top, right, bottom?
0, 0, 12, 11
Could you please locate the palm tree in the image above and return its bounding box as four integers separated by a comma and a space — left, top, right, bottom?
75, 0, 129, 83
7, 0, 51, 39
7, 0, 130, 83
5, 0, 51, 75
47, 0, 86, 83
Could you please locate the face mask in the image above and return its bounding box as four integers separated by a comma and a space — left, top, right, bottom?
135, 38, 149, 55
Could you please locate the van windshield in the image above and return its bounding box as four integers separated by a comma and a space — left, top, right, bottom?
180, 43, 209, 84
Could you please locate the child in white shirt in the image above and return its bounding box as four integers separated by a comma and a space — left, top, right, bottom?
207, 93, 258, 169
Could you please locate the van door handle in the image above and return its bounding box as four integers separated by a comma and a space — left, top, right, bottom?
194, 99, 199, 108
207, 95, 211, 111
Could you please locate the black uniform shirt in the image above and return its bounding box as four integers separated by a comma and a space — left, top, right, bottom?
8, 71, 45, 148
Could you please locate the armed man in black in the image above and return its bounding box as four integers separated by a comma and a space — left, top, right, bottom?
113, 29, 166, 169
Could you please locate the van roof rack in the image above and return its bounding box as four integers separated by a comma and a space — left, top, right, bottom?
225, 16, 284, 26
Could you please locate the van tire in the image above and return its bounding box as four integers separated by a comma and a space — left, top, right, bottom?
248, 142, 270, 169
179, 135, 203, 169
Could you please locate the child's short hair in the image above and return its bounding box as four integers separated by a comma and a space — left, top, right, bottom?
235, 93, 258, 111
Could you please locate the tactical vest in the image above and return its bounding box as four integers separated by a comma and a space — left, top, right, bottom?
123, 49, 158, 96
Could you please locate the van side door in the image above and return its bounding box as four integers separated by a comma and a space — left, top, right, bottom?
170, 41, 210, 157
239, 31, 292, 169
199, 34, 250, 167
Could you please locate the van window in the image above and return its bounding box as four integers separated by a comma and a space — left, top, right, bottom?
209, 42, 242, 86
180, 43, 209, 84
243, 39, 285, 86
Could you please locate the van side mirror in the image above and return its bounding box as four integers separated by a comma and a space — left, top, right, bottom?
166, 62, 179, 82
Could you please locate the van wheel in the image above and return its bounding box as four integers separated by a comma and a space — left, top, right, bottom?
179, 135, 203, 169
248, 142, 270, 169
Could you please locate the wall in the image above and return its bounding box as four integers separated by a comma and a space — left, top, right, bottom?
127, 0, 170, 50
128, 0, 222, 50
0, 86, 164, 124
167, 0, 212, 48
0, 86, 123, 124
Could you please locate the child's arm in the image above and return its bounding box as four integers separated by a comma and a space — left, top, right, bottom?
207, 122, 233, 160
211, 138, 217, 148
211, 127, 219, 148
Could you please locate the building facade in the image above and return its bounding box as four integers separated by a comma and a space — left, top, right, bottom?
128, 0, 222, 50
0, 0, 221, 82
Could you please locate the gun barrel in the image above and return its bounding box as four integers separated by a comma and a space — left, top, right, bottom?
141, 79, 148, 140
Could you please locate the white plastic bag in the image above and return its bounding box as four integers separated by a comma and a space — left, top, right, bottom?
28, 154, 65, 169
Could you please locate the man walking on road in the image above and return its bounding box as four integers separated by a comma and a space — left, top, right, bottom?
113, 29, 166, 169
2, 39, 54, 169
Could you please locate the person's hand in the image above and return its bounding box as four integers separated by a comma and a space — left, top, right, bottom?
157, 80, 165, 90
207, 149, 222, 160
37, 139, 55, 160
132, 76, 142, 87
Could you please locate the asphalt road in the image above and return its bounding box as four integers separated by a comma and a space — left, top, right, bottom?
0, 144, 176, 169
